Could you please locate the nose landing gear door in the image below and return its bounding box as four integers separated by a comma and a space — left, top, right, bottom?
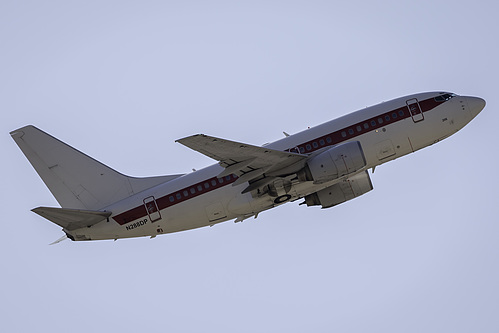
407, 98, 424, 123
144, 196, 161, 222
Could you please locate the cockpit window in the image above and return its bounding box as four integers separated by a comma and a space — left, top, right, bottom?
435, 93, 456, 102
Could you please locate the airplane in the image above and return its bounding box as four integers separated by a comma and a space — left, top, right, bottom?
10, 91, 485, 243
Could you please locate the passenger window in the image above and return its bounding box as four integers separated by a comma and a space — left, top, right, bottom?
312, 142, 318, 148
341, 131, 346, 138
356, 125, 362, 132
211, 180, 217, 186
183, 190, 188, 197
218, 178, 224, 184
225, 176, 231, 181
204, 182, 210, 189
299, 146, 305, 153
371, 120, 376, 126
399, 110, 404, 116
363, 123, 369, 129
319, 139, 325, 146
176, 193, 182, 199
348, 129, 354, 135
385, 115, 390, 121
197, 185, 203, 191
190, 188, 195, 194
306, 144, 311, 151
326, 137, 332, 143
169, 196, 174, 202
392, 113, 397, 119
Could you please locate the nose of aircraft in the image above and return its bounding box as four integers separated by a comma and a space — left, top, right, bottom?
466, 96, 486, 118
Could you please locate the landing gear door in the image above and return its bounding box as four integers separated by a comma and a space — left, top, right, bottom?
144, 196, 161, 222
407, 98, 424, 123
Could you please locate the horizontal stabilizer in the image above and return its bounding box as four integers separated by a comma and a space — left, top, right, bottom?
49, 235, 68, 245
32, 207, 112, 231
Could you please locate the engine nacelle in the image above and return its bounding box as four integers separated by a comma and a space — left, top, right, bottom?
304, 170, 373, 208
299, 141, 367, 184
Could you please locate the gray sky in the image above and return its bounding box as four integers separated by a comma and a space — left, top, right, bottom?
2, 1, 498, 332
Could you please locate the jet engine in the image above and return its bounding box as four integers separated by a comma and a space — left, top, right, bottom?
303, 170, 373, 208
298, 141, 367, 184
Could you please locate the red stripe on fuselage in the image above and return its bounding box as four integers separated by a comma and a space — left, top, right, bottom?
113, 96, 445, 226
113, 174, 238, 225
291, 97, 441, 154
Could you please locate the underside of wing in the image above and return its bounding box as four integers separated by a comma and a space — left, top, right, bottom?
176, 134, 308, 187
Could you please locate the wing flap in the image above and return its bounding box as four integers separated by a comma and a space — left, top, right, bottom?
218, 158, 257, 178
32, 207, 112, 231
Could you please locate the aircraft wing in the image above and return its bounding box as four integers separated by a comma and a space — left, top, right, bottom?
176, 134, 308, 187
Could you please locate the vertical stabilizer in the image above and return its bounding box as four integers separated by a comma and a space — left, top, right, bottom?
11, 125, 183, 210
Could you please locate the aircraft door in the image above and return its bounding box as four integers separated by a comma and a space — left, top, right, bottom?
143, 196, 162, 222
406, 98, 424, 123
374, 139, 396, 160
205, 202, 227, 222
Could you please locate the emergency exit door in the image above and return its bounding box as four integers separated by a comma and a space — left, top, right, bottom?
406, 98, 424, 123
143, 196, 161, 222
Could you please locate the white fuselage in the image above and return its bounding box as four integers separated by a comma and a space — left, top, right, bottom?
69, 92, 482, 241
